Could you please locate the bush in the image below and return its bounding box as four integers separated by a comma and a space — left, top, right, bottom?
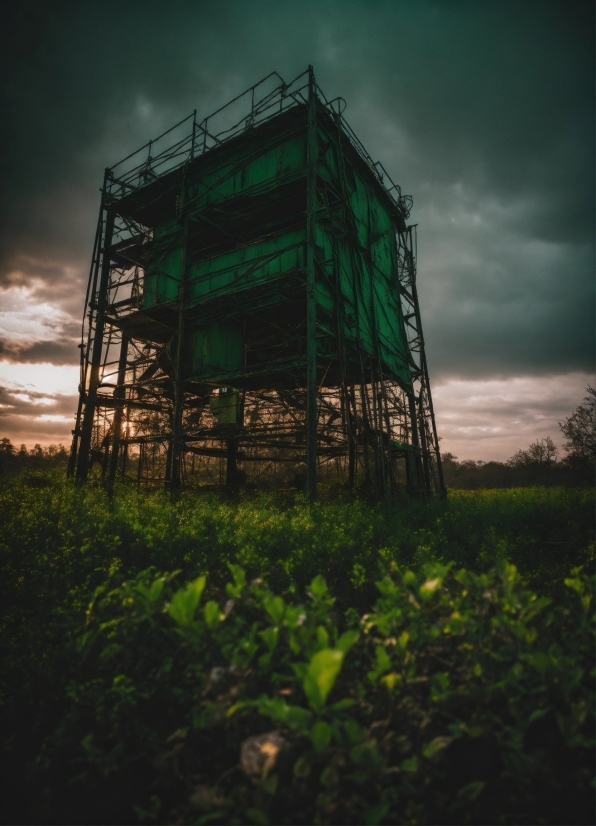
35, 560, 596, 824
0, 471, 593, 824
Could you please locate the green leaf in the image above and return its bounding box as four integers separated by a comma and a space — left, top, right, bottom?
262, 774, 278, 795
336, 630, 359, 653
401, 756, 418, 773
246, 807, 269, 825
527, 651, 550, 674
422, 736, 453, 759
291, 662, 308, 681
419, 576, 442, 601
303, 648, 344, 711
364, 803, 389, 825
375, 576, 397, 596
263, 594, 285, 625
226, 563, 246, 598
257, 696, 311, 731
226, 702, 246, 717
457, 781, 485, 801
378, 644, 391, 669
149, 578, 165, 601
402, 570, 417, 588
344, 719, 362, 743
368, 645, 392, 683
331, 698, 356, 711
293, 755, 311, 778
284, 605, 307, 629
316, 625, 330, 648
309, 574, 328, 600
136, 577, 165, 604
380, 672, 402, 691
260, 626, 279, 651
167, 575, 206, 626
528, 707, 549, 724
310, 720, 332, 753
204, 600, 221, 629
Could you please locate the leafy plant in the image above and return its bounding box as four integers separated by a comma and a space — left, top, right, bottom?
0, 470, 593, 824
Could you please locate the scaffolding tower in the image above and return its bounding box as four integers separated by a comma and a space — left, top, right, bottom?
68, 67, 445, 499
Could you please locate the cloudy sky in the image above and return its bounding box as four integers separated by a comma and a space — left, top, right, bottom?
0, 0, 593, 459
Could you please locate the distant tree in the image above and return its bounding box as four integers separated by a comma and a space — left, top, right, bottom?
0, 438, 17, 474
0, 437, 15, 456
440, 452, 509, 489
46, 444, 67, 458
508, 437, 558, 470
559, 386, 596, 461
0, 440, 69, 475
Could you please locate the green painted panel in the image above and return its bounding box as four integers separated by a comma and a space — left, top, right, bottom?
210, 389, 240, 424
187, 132, 305, 210
143, 244, 183, 307
314, 150, 411, 384
143, 130, 306, 310
141, 115, 411, 387
188, 228, 306, 301
185, 321, 243, 380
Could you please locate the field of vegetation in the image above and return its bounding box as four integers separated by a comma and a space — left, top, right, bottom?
0, 466, 593, 825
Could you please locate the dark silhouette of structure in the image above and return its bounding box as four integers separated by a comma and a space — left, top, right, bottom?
69, 68, 444, 499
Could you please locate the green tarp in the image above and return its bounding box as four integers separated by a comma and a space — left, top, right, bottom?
142, 119, 411, 386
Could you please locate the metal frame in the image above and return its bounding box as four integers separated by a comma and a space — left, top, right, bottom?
69, 67, 444, 499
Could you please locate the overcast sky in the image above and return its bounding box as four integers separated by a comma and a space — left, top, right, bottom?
0, 0, 593, 459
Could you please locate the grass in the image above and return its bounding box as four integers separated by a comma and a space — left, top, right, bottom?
0, 470, 594, 824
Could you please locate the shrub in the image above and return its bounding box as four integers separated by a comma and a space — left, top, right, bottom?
0, 471, 593, 824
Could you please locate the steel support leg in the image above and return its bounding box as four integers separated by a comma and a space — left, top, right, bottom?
107, 335, 128, 492
226, 438, 237, 487
306, 65, 318, 502
76, 207, 115, 483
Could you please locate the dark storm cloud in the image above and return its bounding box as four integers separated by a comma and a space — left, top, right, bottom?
0, 339, 80, 365
0, 0, 593, 382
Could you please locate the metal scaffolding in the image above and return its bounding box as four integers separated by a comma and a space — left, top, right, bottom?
68, 67, 445, 500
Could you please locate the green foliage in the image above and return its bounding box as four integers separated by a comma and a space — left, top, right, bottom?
0, 470, 593, 824
167, 575, 206, 626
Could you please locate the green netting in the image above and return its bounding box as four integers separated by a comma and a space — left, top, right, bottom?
188, 228, 306, 301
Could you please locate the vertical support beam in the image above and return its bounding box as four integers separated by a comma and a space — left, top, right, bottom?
306, 65, 318, 501
137, 443, 144, 482
168, 331, 185, 489
226, 438, 237, 487
68, 395, 84, 479
191, 109, 197, 160
107, 335, 128, 492
348, 384, 357, 487
417, 390, 432, 494
407, 391, 423, 495
76, 191, 115, 483
69, 207, 104, 479
167, 176, 190, 491
348, 426, 356, 486
408, 226, 446, 497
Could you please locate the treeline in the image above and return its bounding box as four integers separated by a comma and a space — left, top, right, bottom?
441, 439, 592, 489
442, 386, 595, 489
0, 439, 68, 474
1, 387, 594, 489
